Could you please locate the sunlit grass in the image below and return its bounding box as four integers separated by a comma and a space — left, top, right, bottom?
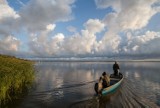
0, 54, 35, 104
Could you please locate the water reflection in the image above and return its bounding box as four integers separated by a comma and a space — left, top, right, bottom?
134, 72, 141, 80
16, 62, 160, 108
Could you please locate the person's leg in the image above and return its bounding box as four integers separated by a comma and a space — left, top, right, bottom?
114, 70, 116, 76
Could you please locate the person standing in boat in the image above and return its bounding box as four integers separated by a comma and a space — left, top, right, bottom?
102, 72, 110, 88
113, 61, 120, 76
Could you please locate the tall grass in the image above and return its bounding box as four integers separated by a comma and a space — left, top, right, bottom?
0, 54, 35, 104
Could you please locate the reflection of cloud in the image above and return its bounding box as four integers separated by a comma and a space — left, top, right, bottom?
142, 80, 160, 103
35, 62, 100, 89
144, 80, 160, 92
35, 67, 63, 91
134, 72, 140, 80
125, 71, 129, 78
91, 69, 95, 73
55, 78, 63, 88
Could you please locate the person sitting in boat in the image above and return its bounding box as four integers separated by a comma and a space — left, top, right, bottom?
102, 72, 110, 88
98, 77, 103, 94
94, 77, 103, 94
113, 61, 120, 76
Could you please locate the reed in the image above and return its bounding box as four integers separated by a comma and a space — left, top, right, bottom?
0, 54, 35, 104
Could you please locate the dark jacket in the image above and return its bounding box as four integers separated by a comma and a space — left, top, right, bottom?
113, 63, 120, 71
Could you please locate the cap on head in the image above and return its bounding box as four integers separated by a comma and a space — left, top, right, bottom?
102, 72, 106, 76
99, 77, 102, 80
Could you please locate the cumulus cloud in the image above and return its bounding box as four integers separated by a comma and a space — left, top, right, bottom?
84, 19, 105, 34
46, 24, 56, 31
94, 0, 160, 57
19, 0, 75, 32
58, 19, 105, 56
121, 31, 160, 55
1, 0, 74, 36
98, 32, 121, 56
100, 0, 159, 31
0, 0, 160, 58
0, 35, 20, 55
62, 30, 96, 55
0, 1, 19, 20
0, 0, 75, 56
0, 0, 21, 56
28, 30, 64, 57
0, 0, 20, 37
28, 19, 105, 57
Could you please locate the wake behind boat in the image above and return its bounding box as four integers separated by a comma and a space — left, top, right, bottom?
94, 73, 123, 95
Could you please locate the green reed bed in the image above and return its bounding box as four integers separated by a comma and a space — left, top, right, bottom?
0, 55, 35, 104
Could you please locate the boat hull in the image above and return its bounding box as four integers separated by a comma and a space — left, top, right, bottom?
102, 75, 123, 95
94, 73, 123, 95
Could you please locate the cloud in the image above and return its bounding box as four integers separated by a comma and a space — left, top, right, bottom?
94, 0, 160, 57
61, 30, 96, 55
97, 0, 159, 30
95, 0, 120, 11
84, 19, 105, 34
0, 35, 20, 55
0, 0, 75, 56
0, 0, 160, 58
0, 0, 74, 34
46, 24, 56, 31
121, 31, 160, 55
28, 19, 105, 57
58, 19, 105, 56
95, 31, 121, 56
67, 26, 77, 33
19, 0, 75, 32
0, 0, 20, 37
0, 0, 21, 56
0, 1, 19, 20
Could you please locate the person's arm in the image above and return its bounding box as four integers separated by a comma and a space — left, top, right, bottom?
117, 64, 120, 69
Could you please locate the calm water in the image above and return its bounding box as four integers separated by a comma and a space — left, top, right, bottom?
14, 62, 160, 108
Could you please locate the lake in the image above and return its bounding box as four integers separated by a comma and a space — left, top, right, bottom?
9, 61, 160, 108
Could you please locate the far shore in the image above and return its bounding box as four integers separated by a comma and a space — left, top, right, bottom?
25, 58, 160, 62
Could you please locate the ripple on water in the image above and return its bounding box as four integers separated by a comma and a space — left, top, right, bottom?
69, 78, 159, 108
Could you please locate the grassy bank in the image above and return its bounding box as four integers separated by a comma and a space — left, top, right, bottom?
0, 54, 35, 104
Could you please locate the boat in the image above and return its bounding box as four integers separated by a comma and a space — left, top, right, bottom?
94, 73, 123, 95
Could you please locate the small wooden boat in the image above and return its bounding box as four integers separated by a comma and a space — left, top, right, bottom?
94, 73, 123, 95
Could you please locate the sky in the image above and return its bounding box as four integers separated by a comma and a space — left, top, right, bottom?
0, 0, 160, 58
